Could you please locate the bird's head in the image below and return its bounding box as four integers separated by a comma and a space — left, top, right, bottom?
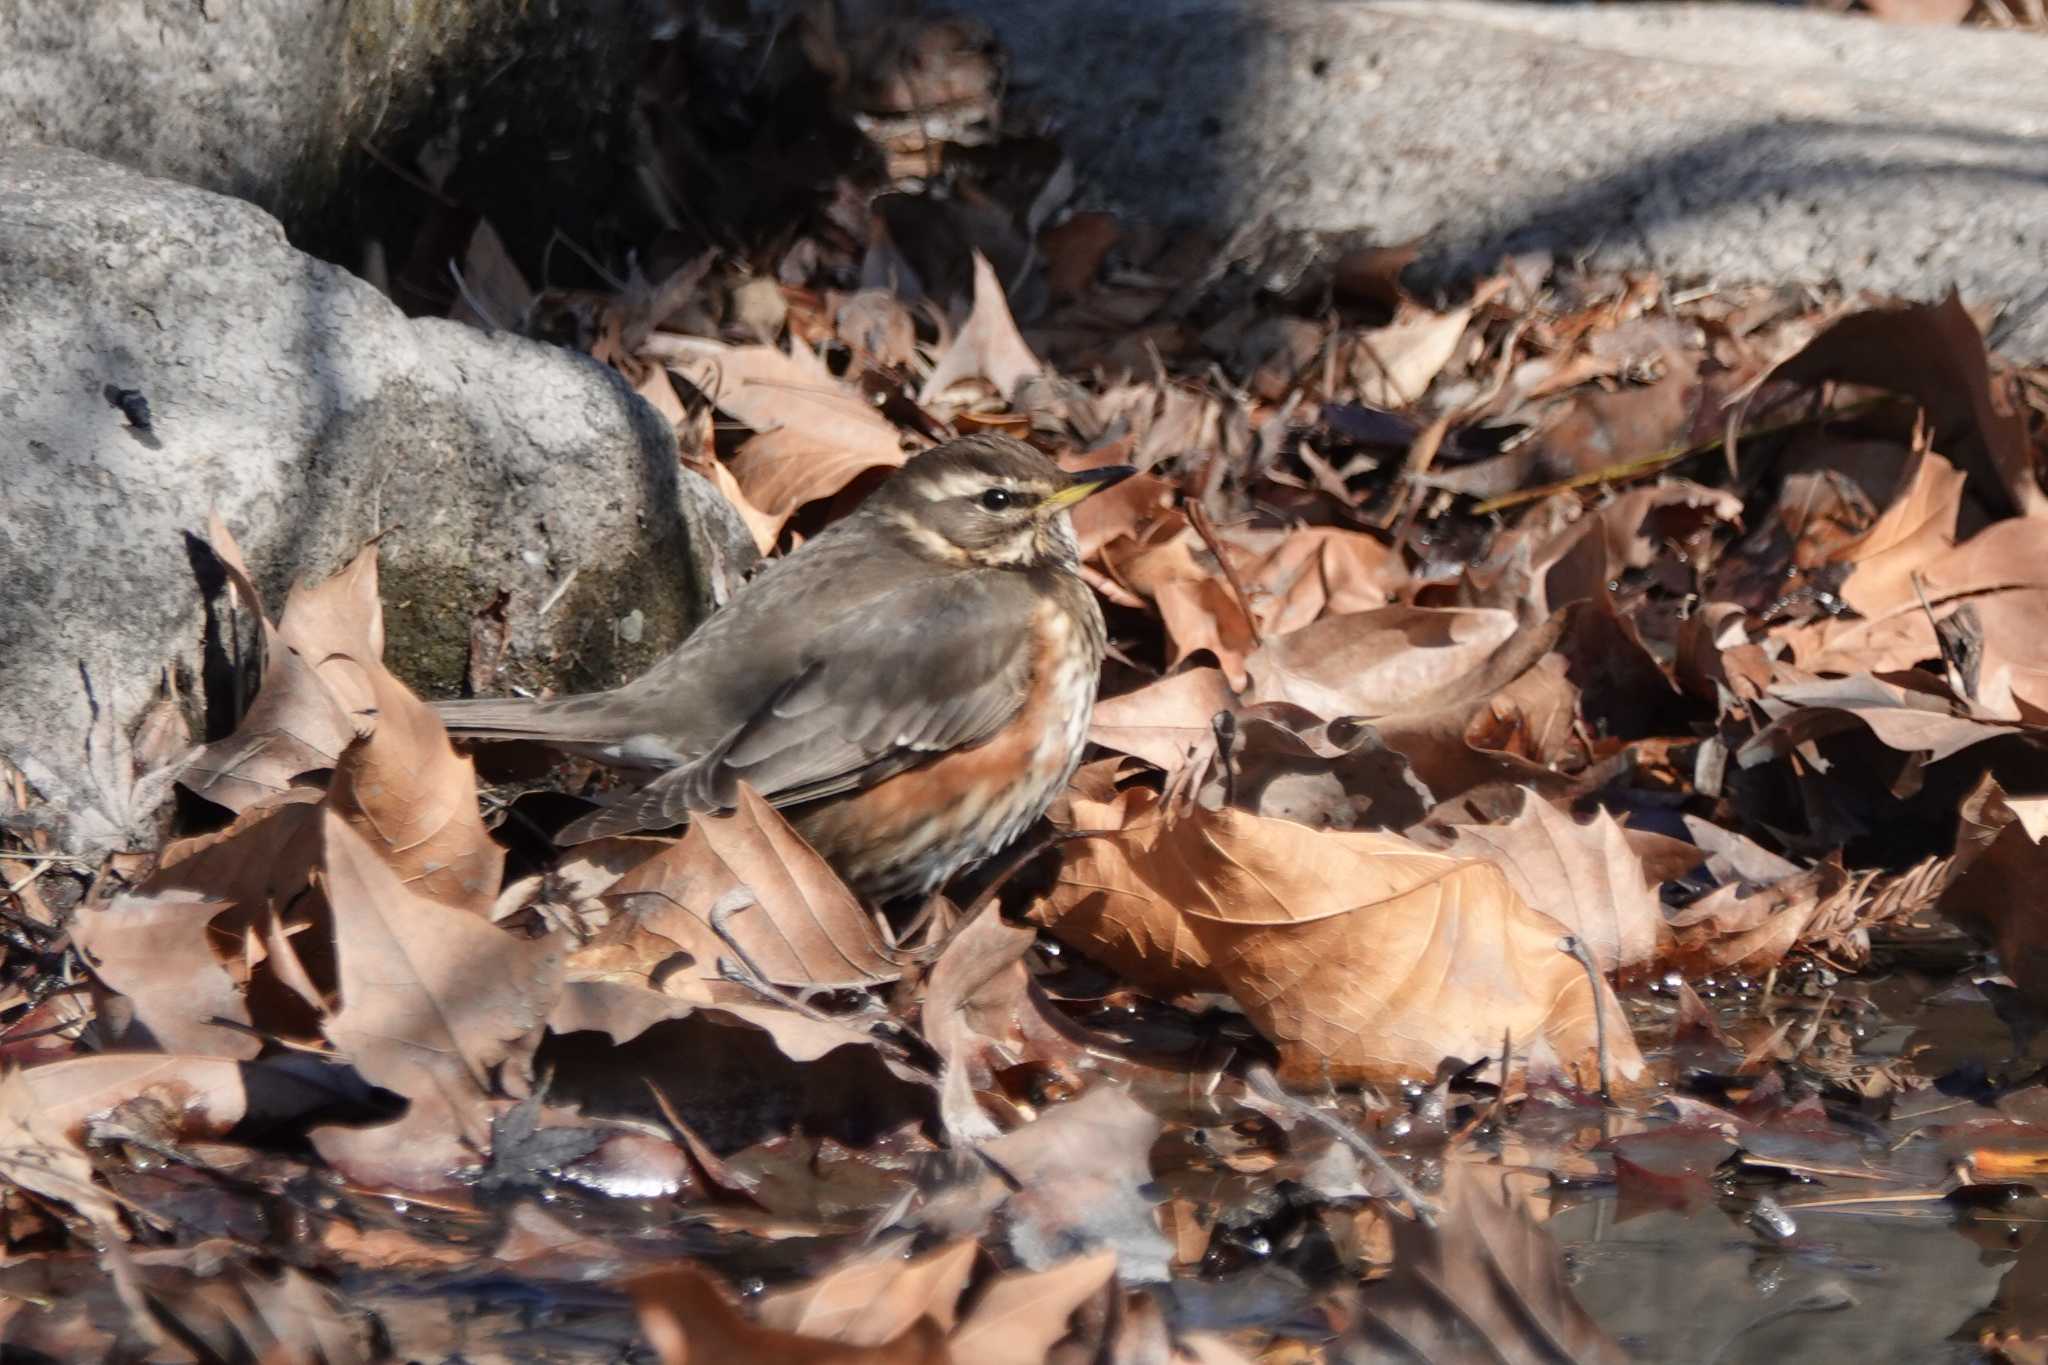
871, 433, 1136, 571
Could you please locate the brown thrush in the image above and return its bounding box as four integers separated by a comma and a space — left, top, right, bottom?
435, 434, 1135, 900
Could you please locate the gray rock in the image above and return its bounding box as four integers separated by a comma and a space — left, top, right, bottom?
0, 0, 647, 237
963, 0, 2048, 360
0, 146, 753, 852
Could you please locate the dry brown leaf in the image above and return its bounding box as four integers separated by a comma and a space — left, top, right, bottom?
1155, 576, 1262, 686
653, 333, 907, 530
312, 812, 565, 1191
1351, 1162, 1627, 1363
1669, 868, 1830, 977
1739, 672, 2028, 789
758, 1238, 976, 1343
547, 975, 692, 1047
1202, 705, 1436, 832
1780, 608, 1942, 683
1669, 854, 1939, 977
836, 289, 920, 370
981, 1086, 1169, 1276
276, 542, 385, 720
1583, 479, 1742, 587
918, 251, 1045, 405
948, 1250, 1119, 1365
1830, 449, 1968, 618
1889, 511, 2048, 610
1437, 791, 1672, 979
601, 785, 898, 990
925, 900, 1099, 1140
1350, 303, 1472, 409
1095, 511, 1191, 600
17, 1053, 252, 1143
70, 888, 252, 1058
1795, 510, 2048, 717
1942, 774, 2048, 1009
729, 424, 903, 536
553, 974, 891, 1070
690, 449, 784, 556
1088, 668, 1236, 778
635, 360, 689, 431
1966, 590, 2048, 721
1863, 0, 1972, 21
327, 663, 505, 915
449, 217, 534, 331
1048, 804, 1643, 1091
633, 1263, 953, 1365
1101, 516, 1260, 683
1037, 785, 1221, 998
0, 1069, 122, 1234
1245, 526, 1406, 637
1244, 606, 1521, 721
1244, 606, 1580, 800
178, 525, 359, 811
1067, 464, 1174, 566
1753, 291, 2042, 518
1537, 345, 1703, 483
73, 788, 328, 1058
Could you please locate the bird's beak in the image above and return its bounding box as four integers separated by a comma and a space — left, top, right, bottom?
1042, 464, 1138, 512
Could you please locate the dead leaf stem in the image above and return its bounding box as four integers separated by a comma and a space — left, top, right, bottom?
1244, 1064, 1439, 1228
1557, 934, 1610, 1102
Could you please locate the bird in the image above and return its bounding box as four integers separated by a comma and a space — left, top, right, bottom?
435, 434, 1136, 901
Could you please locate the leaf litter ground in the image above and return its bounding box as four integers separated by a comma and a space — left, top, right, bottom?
9, 9, 2048, 1363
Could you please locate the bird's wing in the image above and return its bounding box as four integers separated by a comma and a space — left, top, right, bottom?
556, 568, 1041, 842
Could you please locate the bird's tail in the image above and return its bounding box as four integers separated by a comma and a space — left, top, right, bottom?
431, 695, 559, 741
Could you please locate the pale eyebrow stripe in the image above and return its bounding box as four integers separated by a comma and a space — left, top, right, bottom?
917, 468, 1047, 503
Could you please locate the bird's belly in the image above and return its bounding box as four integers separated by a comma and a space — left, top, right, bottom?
795, 605, 1098, 900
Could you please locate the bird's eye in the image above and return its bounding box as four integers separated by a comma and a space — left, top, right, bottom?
979, 488, 1013, 511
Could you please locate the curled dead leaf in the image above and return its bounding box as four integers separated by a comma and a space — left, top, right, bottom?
758, 1237, 976, 1343
1087, 668, 1236, 781
1436, 790, 1672, 980
601, 785, 899, 990
651, 333, 909, 533
1746, 291, 2040, 519
1037, 785, 1220, 998
1352, 1162, 1627, 1364
1942, 775, 2048, 1009
1044, 804, 1643, 1092
633, 1262, 952, 1365
177, 526, 365, 811
312, 812, 565, 1191
918, 251, 1045, 406
327, 663, 505, 915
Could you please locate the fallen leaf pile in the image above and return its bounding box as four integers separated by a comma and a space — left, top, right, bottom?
8, 8, 2048, 1361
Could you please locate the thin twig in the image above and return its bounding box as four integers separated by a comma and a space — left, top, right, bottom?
1911, 570, 1970, 699
352, 137, 458, 208
1490, 1026, 1513, 1127
1187, 501, 1264, 649
1558, 934, 1611, 1101
705, 895, 936, 1083
1244, 1064, 1439, 1228
1471, 394, 1892, 515
2, 861, 54, 901
447, 260, 502, 334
